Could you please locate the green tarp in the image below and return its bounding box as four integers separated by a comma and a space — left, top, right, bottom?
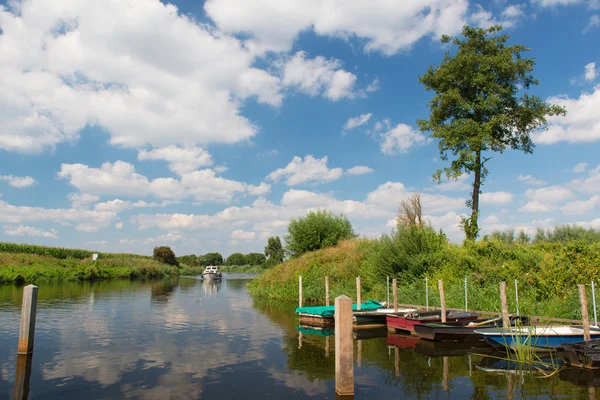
295, 326, 334, 336
295, 300, 383, 317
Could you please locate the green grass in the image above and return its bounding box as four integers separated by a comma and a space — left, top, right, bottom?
0, 242, 204, 284
249, 236, 600, 320
219, 264, 268, 273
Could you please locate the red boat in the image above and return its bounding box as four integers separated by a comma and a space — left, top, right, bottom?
387, 332, 420, 349
386, 310, 478, 333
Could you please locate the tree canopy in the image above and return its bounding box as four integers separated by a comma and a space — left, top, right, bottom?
285, 210, 356, 258
264, 236, 284, 266
417, 25, 566, 240
225, 252, 246, 266
245, 252, 266, 266
199, 252, 224, 266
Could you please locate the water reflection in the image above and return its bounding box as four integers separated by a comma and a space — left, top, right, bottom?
1, 278, 600, 399
202, 279, 221, 297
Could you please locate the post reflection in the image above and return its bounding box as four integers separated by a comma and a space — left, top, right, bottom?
12, 354, 32, 400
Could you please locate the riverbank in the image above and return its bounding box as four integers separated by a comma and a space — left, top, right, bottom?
0, 243, 203, 284
249, 230, 600, 320
220, 264, 267, 273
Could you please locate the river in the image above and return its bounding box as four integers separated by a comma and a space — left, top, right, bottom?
1, 275, 598, 399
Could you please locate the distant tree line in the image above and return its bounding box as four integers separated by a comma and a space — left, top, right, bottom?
483, 225, 600, 245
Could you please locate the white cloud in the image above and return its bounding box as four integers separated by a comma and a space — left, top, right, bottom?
115, 222, 124, 229
343, 113, 372, 131
569, 164, 600, 194
533, 0, 597, 8
584, 15, 600, 32
346, 166, 374, 176
519, 201, 554, 213
480, 191, 514, 205
138, 146, 213, 175
520, 185, 575, 212
576, 218, 600, 230
573, 162, 589, 173
266, 155, 343, 186
533, 85, 600, 144
470, 4, 524, 28
205, 0, 469, 56
231, 229, 256, 241
4, 225, 58, 238
119, 232, 183, 245
58, 161, 269, 203
502, 5, 525, 18
435, 174, 471, 192
282, 51, 357, 101
561, 195, 600, 215
0, 175, 36, 188
69, 193, 100, 209
0, 200, 116, 232
380, 123, 428, 155
0, 0, 284, 154
516, 175, 547, 185
585, 62, 598, 82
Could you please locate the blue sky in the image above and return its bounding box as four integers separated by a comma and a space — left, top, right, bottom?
0, 0, 599, 257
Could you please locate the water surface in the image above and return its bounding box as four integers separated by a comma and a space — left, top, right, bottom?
1, 275, 599, 399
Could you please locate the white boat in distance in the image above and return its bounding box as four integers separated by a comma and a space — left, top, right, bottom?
202, 265, 223, 280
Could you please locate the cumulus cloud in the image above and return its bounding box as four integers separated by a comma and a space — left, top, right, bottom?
343, 113, 372, 132
231, 229, 256, 240
584, 15, 600, 32
561, 195, 600, 215
516, 175, 547, 185
480, 191, 514, 205
138, 146, 213, 176
4, 224, 58, 238
533, 0, 598, 8
533, 85, 600, 144
569, 164, 600, 194
205, 0, 469, 56
266, 155, 343, 186
380, 123, 428, 155
434, 174, 471, 192
282, 51, 357, 101
584, 62, 598, 82
346, 166, 374, 176
58, 161, 270, 203
0, 175, 36, 188
470, 4, 524, 28
520, 185, 575, 212
573, 162, 589, 173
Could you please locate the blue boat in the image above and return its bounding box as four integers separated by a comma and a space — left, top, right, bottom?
475, 325, 600, 351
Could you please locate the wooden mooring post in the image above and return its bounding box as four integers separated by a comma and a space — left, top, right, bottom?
500, 282, 510, 329
392, 279, 398, 312
299, 276, 303, 308
356, 277, 361, 310
325, 276, 330, 307
335, 295, 354, 397
17, 285, 38, 355
578, 284, 591, 341
438, 280, 446, 323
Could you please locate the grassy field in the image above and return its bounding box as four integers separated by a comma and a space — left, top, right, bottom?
249, 229, 600, 320
0, 242, 203, 284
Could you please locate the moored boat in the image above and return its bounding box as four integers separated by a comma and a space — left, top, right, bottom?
558, 338, 600, 369
414, 315, 529, 341
296, 300, 384, 328
387, 310, 479, 333
202, 265, 223, 280
475, 325, 600, 351
353, 307, 416, 329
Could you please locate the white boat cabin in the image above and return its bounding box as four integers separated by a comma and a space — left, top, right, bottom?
203, 266, 219, 274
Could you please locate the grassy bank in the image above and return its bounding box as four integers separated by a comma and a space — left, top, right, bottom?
249, 229, 600, 320
219, 264, 268, 273
0, 243, 203, 284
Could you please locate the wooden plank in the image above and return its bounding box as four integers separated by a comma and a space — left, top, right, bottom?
335, 295, 354, 396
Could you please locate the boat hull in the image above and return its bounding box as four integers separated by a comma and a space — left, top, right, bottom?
414, 316, 530, 341
353, 311, 388, 329
476, 326, 600, 351
387, 311, 479, 333
202, 272, 222, 280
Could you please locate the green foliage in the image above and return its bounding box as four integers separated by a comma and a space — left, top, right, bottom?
199, 252, 224, 266
177, 254, 200, 267
153, 246, 179, 266
285, 210, 356, 258
535, 225, 600, 243
245, 252, 266, 266
264, 236, 284, 266
219, 264, 266, 273
226, 252, 246, 266
0, 242, 93, 259
418, 25, 566, 240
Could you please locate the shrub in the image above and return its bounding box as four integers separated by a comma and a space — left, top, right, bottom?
264, 236, 284, 267
226, 253, 246, 266
245, 253, 266, 266
199, 252, 224, 266
285, 210, 356, 258
177, 254, 199, 266
153, 246, 179, 266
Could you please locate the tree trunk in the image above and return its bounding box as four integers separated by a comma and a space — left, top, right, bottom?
468, 150, 481, 240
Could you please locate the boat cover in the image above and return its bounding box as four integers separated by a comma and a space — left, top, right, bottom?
295, 300, 383, 317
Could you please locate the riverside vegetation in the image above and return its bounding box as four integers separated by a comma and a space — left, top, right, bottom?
0, 242, 203, 284
249, 224, 600, 320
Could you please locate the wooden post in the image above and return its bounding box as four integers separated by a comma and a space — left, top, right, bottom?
299, 276, 303, 308
325, 276, 330, 307
393, 279, 398, 312
325, 336, 330, 358
394, 347, 400, 377
12, 354, 33, 400
298, 331, 303, 349
356, 276, 361, 310
357, 340, 362, 367
442, 356, 449, 392
335, 295, 354, 396
500, 282, 510, 329
438, 280, 446, 323
579, 284, 591, 341
17, 285, 38, 355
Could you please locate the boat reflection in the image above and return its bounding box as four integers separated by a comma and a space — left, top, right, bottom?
415, 339, 494, 358
202, 279, 222, 296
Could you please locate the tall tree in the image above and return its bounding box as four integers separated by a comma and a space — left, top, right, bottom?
264, 236, 284, 265
417, 25, 566, 240
397, 193, 423, 227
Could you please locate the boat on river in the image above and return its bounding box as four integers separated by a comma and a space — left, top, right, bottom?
296, 300, 385, 328
475, 325, 600, 351
353, 307, 416, 329
387, 310, 479, 333
414, 315, 529, 341
202, 265, 223, 280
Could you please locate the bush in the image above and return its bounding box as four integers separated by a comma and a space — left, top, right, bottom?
226, 253, 246, 266
153, 246, 179, 266
245, 253, 266, 266
177, 254, 199, 266
285, 210, 356, 258
264, 236, 284, 267
199, 252, 224, 266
